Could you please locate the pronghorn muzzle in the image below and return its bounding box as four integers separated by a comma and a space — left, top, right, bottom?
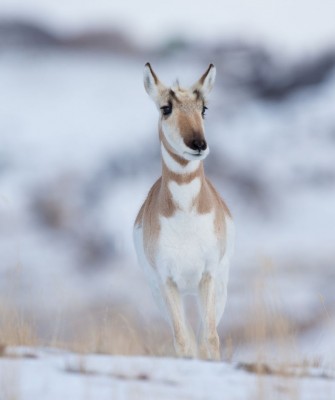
189, 138, 207, 152
184, 133, 207, 153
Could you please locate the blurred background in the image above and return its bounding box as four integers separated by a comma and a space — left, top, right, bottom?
0, 0, 334, 363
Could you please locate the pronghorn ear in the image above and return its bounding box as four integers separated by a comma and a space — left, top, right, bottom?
143, 63, 166, 103
193, 64, 216, 98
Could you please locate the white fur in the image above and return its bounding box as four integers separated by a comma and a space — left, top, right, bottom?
223, 216, 235, 262
212, 216, 234, 324
157, 210, 219, 292
162, 122, 191, 156
133, 225, 167, 314
134, 212, 234, 301
168, 178, 201, 211
134, 179, 235, 302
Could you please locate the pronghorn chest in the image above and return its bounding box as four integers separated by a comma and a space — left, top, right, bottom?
156, 179, 220, 291
167, 178, 201, 211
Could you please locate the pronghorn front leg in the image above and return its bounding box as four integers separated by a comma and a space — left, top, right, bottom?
198, 272, 221, 361
162, 277, 197, 358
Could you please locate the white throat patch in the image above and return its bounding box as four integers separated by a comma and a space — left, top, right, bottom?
168, 178, 201, 211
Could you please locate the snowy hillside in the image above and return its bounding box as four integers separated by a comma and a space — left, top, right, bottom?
1, 0, 335, 55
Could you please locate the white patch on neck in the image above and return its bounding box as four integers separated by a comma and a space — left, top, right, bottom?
161, 143, 200, 174
168, 178, 201, 211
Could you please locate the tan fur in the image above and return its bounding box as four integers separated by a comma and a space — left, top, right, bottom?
162, 161, 202, 184
196, 178, 231, 258
177, 112, 205, 146
163, 277, 197, 356
198, 272, 220, 360
162, 89, 206, 144
135, 177, 174, 265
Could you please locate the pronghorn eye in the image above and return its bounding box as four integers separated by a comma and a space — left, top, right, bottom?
160, 103, 172, 116
202, 106, 208, 118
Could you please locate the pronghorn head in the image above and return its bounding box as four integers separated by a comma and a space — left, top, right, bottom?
144, 63, 216, 162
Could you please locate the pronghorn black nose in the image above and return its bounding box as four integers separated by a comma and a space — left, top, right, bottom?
190, 139, 207, 151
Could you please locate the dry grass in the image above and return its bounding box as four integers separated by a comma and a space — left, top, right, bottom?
4, 299, 191, 357
57, 309, 173, 357
0, 260, 332, 365
0, 258, 333, 400
0, 301, 37, 349
235, 260, 299, 400
227, 258, 335, 400
0, 267, 334, 400
244, 259, 299, 365
0, 298, 173, 357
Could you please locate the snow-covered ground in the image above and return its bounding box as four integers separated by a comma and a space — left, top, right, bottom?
0, 346, 334, 400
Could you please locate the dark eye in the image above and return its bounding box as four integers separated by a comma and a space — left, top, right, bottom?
202, 106, 208, 118
160, 103, 172, 116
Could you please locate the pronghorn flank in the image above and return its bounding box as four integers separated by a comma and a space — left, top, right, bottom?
134, 63, 234, 360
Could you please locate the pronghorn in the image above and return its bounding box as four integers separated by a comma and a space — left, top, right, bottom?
134, 63, 234, 360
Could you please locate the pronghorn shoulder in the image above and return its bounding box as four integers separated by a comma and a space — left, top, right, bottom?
203, 178, 232, 218
134, 178, 162, 227
134, 176, 178, 228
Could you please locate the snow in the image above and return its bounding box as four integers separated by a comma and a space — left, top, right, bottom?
0, 346, 334, 400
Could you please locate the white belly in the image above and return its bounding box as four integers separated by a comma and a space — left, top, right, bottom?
156, 210, 221, 292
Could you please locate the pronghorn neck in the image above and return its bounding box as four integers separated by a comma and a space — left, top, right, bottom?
160, 133, 205, 186
159, 131, 206, 213
161, 143, 205, 184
